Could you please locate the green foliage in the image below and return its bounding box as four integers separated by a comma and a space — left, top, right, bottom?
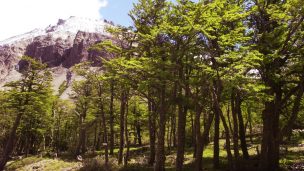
1, 1, 304, 170
58, 81, 67, 96
2, 56, 54, 154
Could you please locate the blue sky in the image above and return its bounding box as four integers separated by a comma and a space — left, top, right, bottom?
100, 0, 138, 27
100, 0, 199, 27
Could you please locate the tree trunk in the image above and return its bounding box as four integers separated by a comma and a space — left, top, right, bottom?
176, 67, 190, 171
118, 91, 126, 164
280, 84, 304, 141
195, 111, 214, 171
124, 100, 130, 166
193, 111, 198, 158
176, 104, 187, 171
168, 118, 172, 152
260, 94, 281, 171
236, 91, 249, 159
134, 105, 142, 146
76, 116, 86, 155
172, 108, 177, 147
227, 104, 233, 134
231, 89, 240, 161
154, 86, 166, 171
93, 122, 97, 152
0, 113, 22, 170
148, 99, 156, 166
96, 120, 102, 151
212, 88, 233, 170
109, 81, 115, 155
167, 118, 171, 152
194, 107, 202, 170
247, 105, 254, 143
100, 103, 109, 164
219, 109, 234, 171
213, 104, 220, 169
191, 111, 195, 149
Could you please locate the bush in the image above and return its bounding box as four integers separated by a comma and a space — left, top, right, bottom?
80, 156, 118, 171
58, 81, 67, 96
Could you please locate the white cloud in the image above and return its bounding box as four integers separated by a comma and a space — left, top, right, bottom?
0, 0, 108, 41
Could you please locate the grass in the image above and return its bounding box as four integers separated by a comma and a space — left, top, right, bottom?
43, 159, 80, 171
6, 156, 44, 171
5, 156, 81, 171
5, 139, 304, 171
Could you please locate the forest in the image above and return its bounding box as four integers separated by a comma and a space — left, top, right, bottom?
0, 0, 304, 171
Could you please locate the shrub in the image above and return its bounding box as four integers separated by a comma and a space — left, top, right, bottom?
80, 156, 118, 171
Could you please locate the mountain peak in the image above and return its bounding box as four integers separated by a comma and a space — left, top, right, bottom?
0, 16, 112, 46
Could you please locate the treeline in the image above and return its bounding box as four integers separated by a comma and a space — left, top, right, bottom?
1, 0, 304, 171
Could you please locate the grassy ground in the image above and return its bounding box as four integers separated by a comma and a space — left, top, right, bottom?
5, 156, 81, 171
4, 139, 304, 171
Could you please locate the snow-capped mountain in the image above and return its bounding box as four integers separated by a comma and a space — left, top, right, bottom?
0, 16, 116, 95
0, 16, 112, 46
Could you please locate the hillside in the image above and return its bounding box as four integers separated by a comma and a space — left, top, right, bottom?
0, 16, 113, 94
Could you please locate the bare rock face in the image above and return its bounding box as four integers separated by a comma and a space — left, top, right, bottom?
63, 31, 111, 68
24, 35, 73, 67
22, 31, 111, 69
0, 42, 27, 84
0, 17, 114, 88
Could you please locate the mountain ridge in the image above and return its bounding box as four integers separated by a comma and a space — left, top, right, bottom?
0, 16, 113, 45
0, 16, 115, 95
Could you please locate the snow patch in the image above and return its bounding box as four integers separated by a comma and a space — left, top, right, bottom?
0, 16, 111, 46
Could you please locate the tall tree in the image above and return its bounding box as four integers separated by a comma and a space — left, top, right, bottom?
0, 56, 53, 170
71, 63, 95, 155
248, 0, 304, 170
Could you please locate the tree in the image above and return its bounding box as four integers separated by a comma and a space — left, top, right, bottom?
71, 63, 95, 155
248, 0, 304, 170
0, 56, 53, 170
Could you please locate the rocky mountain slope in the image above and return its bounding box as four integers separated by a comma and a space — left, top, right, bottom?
0, 16, 115, 95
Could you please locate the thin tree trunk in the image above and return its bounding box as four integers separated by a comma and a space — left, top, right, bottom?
93, 122, 97, 152
172, 108, 177, 147
219, 110, 234, 171
76, 116, 86, 155
101, 103, 109, 164
124, 100, 130, 166
236, 91, 249, 159
193, 111, 198, 158
118, 91, 126, 164
191, 111, 195, 149
227, 104, 233, 134
194, 107, 202, 170
109, 81, 115, 155
247, 105, 254, 143
134, 105, 142, 146
280, 84, 304, 141
167, 119, 171, 151
231, 89, 240, 161
148, 99, 156, 166
195, 111, 214, 171
81, 130, 86, 155
168, 115, 172, 152
212, 88, 233, 170
96, 119, 102, 151
213, 104, 220, 169
0, 113, 22, 170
